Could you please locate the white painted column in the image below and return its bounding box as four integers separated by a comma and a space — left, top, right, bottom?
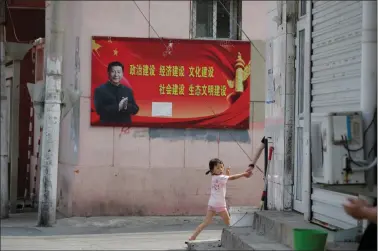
37, 0, 64, 227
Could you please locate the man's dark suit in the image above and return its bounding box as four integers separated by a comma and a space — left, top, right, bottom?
94, 81, 139, 124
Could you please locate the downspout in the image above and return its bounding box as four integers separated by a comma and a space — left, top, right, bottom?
360, 0, 377, 192
263, 137, 268, 209
304, 0, 312, 222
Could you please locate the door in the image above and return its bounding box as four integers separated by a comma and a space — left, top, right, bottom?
293, 0, 311, 213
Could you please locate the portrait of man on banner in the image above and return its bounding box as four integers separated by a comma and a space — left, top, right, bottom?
93, 61, 139, 124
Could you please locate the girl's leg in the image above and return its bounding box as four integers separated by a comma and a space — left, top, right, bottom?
218, 209, 231, 226
189, 210, 216, 241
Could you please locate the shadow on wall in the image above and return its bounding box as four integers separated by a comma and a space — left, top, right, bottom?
148, 129, 251, 143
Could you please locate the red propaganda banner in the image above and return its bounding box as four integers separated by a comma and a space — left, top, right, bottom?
91, 36, 251, 129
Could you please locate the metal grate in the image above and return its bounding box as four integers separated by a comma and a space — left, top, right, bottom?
190, 0, 242, 40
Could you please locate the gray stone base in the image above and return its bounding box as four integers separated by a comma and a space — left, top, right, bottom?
186, 210, 360, 251
221, 227, 290, 250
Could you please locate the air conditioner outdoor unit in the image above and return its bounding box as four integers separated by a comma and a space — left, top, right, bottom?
311, 112, 366, 185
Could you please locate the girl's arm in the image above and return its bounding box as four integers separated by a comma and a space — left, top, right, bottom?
228, 171, 250, 181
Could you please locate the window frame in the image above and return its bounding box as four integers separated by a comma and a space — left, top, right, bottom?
190, 0, 242, 40
293, 0, 312, 219
299, 0, 307, 17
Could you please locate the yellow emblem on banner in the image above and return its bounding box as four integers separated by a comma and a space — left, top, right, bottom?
227, 52, 251, 93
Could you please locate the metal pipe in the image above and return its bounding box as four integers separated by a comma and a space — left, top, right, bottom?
0, 0, 9, 219
361, 1, 377, 154
351, 158, 377, 172
361, 0, 377, 190
303, 0, 313, 222
37, 0, 64, 227
263, 137, 268, 210
7, 6, 45, 10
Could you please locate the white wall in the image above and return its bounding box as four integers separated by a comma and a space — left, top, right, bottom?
242, 1, 273, 41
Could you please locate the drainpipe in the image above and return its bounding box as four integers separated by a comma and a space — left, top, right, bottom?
304, 0, 312, 222
0, 0, 8, 219
360, 0, 377, 191
37, 0, 64, 227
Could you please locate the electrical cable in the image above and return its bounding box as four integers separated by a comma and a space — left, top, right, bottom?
347, 109, 377, 152
342, 135, 363, 167
133, 0, 295, 207
368, 142, 376, 158
132, 1, 169, 52
208, 104, 295, 206
367, 109, 377, 158
146, 0, 267, 173
133, 0, 267, 174
216, 0, 265, 61
342, 110, 377, 167
206, 0, 294, 209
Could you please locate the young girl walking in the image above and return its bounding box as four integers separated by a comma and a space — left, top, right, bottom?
189, 158, 252, 241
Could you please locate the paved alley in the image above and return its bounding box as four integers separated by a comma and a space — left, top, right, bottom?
1, 230, 221, 250
1, 213, 224, 250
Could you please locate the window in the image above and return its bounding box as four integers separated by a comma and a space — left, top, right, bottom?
191, 0, 241, 40
299, 0, 306, 16
297, 30, 305, 115
293, 6, 310, 213
295, 127, 303, 201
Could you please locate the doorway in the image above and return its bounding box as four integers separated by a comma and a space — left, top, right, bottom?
293, 0, 311, 213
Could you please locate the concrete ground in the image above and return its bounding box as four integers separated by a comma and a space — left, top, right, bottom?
1, 212, 225, 250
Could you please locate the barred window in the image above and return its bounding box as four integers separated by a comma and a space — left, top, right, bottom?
191, 0, 242, 40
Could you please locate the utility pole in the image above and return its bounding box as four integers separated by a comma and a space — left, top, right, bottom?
37, 0, 63, 227
0, 0, 9, 219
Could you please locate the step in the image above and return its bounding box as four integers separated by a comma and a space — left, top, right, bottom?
327, 242, 360, 251
221, 227, 291, 250
186, 211, 359, 251
252, 211, 338, 249
252, 211, 359, 251
186, 239, 225, 251
229, 206, 259, 227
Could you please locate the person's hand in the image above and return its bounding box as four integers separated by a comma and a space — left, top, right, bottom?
245, 164, 254, 178
246, 164, 254, 172
118, 97, 128, 111
343, 198, 369, 220
244, 170, 252, 178
123, 97, 128, 110
226, 166, 231, 176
